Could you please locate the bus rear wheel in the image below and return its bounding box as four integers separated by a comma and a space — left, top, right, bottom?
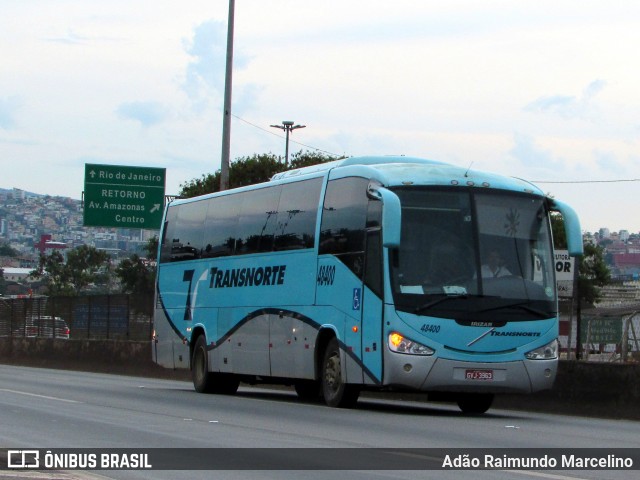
192, 335, 239, 394
457, 393, 494, 414
321, 338, 360, 408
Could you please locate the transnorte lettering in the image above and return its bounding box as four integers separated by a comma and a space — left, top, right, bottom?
209, 265, 286, 289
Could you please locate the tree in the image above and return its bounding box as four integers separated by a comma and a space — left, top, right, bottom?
66, 245, 112, 294
31, 245, 111, 296
115, 255, 155, 295
0, 242, 18, 257
32, 250, 72, 296
179, 150, 340, 198
578, 243, 611, 305
116, 236, 158, 296
144, 235, 159, 259
549, 213, 567, 249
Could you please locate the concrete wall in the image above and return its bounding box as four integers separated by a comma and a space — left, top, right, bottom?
1, 338, 639, 419
0, 337, 176, 378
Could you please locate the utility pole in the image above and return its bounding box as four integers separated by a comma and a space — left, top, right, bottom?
220, 0, 235, 191
270, 120, 306, 167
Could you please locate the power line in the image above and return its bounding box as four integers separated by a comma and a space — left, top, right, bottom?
231, 113, 342, 158
225, 115, 639, 178
532, 179, 640, 184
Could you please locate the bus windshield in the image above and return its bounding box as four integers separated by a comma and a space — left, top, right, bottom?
390, 187, 556, 323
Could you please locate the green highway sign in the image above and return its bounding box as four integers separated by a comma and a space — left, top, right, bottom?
83, 164, 166, 229
580, 317, 622, 344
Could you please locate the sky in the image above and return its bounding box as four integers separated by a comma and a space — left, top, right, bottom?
0, 0, 638, 234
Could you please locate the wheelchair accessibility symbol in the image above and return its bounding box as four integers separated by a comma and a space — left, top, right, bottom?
352, 288, 361, 310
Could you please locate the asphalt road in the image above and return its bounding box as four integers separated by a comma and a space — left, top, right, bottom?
0, 365, 638, 480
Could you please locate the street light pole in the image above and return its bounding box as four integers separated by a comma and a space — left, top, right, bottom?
270, 120, 306, 167
220, 0, 235, 191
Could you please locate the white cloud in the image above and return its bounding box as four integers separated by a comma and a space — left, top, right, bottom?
116, 101, 169, 127
524, 80, 607, 120
1, 1, 639, 233
0, 96, 22, 130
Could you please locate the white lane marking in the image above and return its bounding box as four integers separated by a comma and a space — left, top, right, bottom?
0, 388, 81, 404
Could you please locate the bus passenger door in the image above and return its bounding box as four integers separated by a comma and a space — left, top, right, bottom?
361, 228, 384, 385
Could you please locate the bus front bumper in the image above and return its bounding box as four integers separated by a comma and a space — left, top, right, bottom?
383, 350, 557, 394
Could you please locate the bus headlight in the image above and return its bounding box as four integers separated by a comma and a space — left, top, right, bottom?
525, 339, 558, 360
388, 332, 435, 356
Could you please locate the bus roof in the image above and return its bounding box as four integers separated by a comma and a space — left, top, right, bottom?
171, 155, 544, 207
272, 155, 544, 196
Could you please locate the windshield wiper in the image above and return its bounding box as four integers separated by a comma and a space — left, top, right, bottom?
479, 302, 550, 318
414, 294, 467, 314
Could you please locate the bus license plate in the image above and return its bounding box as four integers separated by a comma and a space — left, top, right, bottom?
465, 369, 493, 381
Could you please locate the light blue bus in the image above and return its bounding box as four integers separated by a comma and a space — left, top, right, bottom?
153, 156, 583, 413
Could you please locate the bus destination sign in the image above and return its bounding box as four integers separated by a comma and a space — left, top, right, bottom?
83, 164, 166, 229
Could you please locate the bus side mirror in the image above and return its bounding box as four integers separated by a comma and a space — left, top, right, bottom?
368, 185, 401, 248
550, 199, 584, 257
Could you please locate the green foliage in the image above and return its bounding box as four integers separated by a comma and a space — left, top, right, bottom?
578, 243, 611, 306
144, 236, 159, 259
66, 245, 111, 294
31, 245, 111, 296
179, 150, 340, 198
0, 242, 18, 257
32, 250, 71, 296
549, 212, 567, 249
115, 254, 155, 295
115, 236, 158, 295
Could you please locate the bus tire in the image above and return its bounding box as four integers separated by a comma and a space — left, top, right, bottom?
457, 393, 494, 414
321, 338, 360, 408
192, 335, 239, 394
294, 380, 321, 401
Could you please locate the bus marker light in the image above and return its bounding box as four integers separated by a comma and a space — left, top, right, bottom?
352, 326, 358, 333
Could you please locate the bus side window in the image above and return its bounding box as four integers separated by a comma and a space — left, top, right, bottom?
202, 194, 239, 258
236, 186, 281, 255
320, 177, 369, 278
159, 206, 178, 263
274, 178, 323, 251
172, 200, 207, 261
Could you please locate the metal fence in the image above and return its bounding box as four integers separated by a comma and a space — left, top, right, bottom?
0, 294, 153, 341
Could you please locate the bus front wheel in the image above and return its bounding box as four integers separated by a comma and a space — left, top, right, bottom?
192, 335, 239, 394
457, 393, 494, 414
294, 380, 321, 401
321, 338, 360, 408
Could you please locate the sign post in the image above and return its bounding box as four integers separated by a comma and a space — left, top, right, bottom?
83, 164, 166, 229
